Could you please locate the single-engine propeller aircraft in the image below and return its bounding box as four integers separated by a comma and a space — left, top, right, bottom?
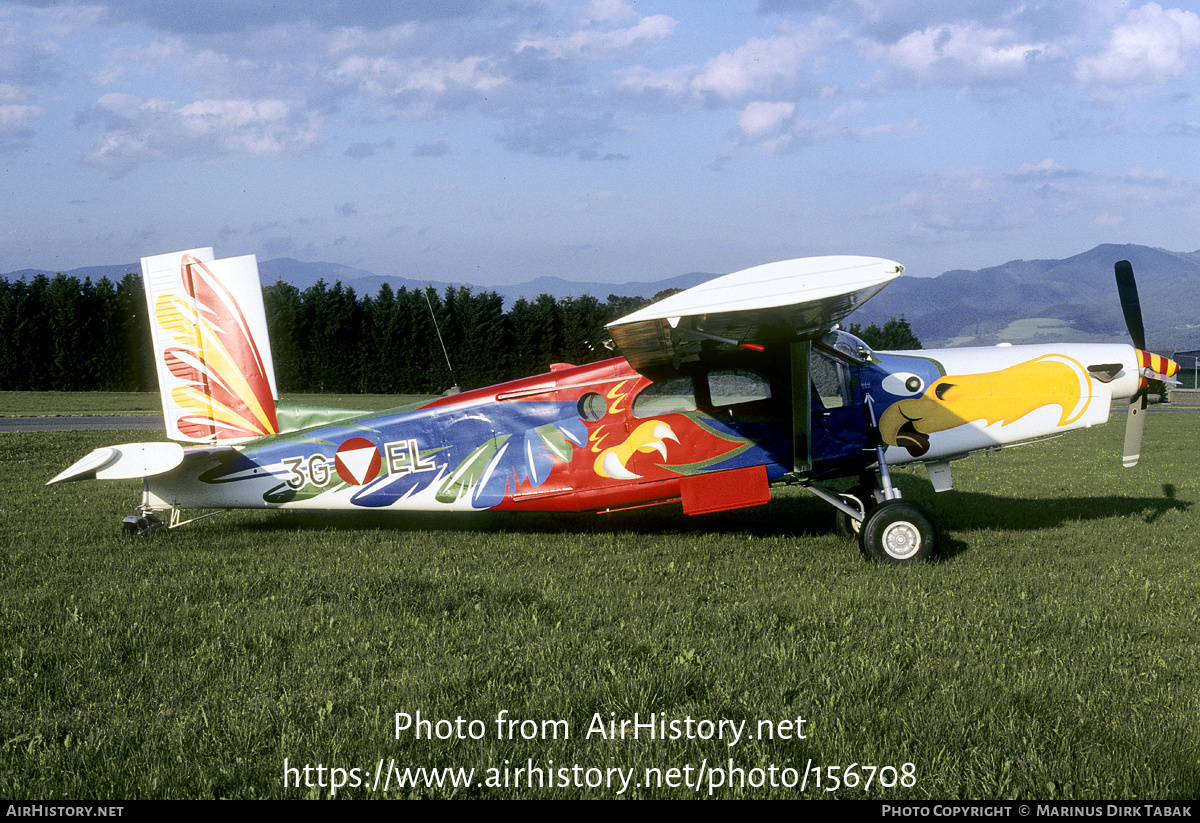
49, 249, 1180, 564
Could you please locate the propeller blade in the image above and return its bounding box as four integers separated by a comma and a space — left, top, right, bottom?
1123, 390, 1146, 468
1115, 260, 1146, 351
1115, 260, 1148, 467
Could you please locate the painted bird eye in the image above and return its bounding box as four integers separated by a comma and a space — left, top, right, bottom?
881, 372, 924, 396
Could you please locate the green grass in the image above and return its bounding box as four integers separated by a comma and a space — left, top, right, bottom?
0, 391, 165, 416
995, 317, 1074, 340
2, 414, 1198, 799
0, 392, 435, 416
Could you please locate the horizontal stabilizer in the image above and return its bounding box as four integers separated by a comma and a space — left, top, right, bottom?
607, 256, 903, 371
47, 442, 185, 484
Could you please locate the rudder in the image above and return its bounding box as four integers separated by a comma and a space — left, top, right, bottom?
141, 248, 280, 443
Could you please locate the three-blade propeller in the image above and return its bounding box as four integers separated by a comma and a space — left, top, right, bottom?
1115, 260, 1147, 468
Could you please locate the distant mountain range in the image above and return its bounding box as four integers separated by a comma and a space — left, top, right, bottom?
847, 244, 1200, 350
2, 257, 714, 305
7, 242, 1198, 349
254, 258, 717, 305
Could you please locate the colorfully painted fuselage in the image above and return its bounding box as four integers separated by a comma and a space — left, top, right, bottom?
145, 352, 792, 517
141, 335, 1147, 518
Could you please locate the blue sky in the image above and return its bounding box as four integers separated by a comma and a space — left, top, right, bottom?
3, 0, 1199, 284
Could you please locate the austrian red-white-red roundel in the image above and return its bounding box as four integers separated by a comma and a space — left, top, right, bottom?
334, 437, 382, 486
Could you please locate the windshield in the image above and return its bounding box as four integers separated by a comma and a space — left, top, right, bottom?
820, 329, 874, 363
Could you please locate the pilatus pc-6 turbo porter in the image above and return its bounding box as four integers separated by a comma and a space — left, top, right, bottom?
50, 249, 1180, 564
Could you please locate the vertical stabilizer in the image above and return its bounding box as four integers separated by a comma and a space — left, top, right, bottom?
141, 248, 280, 444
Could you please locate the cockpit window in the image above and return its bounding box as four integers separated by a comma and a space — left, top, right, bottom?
811, 347, 854, 409
708, 369, 771, 407
634, 364, 776, 418
632, 376, 697, 417
820, 330, 873, 362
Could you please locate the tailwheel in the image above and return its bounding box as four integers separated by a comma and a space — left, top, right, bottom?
858, 500, 937, 565
121, 513, 164, 537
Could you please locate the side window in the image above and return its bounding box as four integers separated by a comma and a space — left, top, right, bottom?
811, 349, 851, 409
632, 376, 697, 417
577, 392, 607, 421
708, 369, 770, 407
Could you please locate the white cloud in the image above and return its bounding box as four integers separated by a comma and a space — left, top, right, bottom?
1075, 3, 1200, 87
327, 22, 421, 56
80, 93, 320, 172
582, 0, 638, 26
0, 103, 41, 134
516, 12, 676, 60
331, 54, 507, 99
737, 101, 795, 137
177, 99, 288, 132
869, 22, 1056, 85
1168, 121, 1200, 137
828, 98, 867, 120
734, 99, 921, 154
0, 82, 40, 137
691, 28, 833, 100
84, 131, 165, 171
617, 64, 692, 95
1010, 159, 1073, 180
1122, 166, 1171, 183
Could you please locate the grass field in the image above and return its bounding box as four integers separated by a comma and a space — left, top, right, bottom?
0, 392, 432, 416
1, 408, 1197, 799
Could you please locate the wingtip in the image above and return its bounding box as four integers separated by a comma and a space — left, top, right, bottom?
47, 447, 117, 485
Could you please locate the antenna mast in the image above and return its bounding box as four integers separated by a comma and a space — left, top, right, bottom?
415, 264, 460, 394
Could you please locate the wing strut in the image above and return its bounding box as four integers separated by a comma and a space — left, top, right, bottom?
791, 340, 811, 474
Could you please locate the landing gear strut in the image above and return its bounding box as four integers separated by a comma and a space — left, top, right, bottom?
853, 411, 939, 564
832, 471, 873, 538
834, 490, 866, 538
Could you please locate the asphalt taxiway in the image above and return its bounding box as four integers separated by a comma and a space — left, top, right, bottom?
0, 415, 164, 433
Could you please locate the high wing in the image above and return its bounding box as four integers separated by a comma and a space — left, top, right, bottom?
606, 256, 904, 372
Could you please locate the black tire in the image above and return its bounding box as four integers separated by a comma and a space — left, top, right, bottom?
858, 500, 937, 564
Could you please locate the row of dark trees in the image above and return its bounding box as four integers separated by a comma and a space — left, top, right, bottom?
0, 273, 156, 392
0, 273, 663, 394
846, 317, 923, 351
262, 280, 656, 394
1, 272, 920, 394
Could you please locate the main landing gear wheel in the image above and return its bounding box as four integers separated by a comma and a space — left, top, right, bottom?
858, 500, 937, 565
